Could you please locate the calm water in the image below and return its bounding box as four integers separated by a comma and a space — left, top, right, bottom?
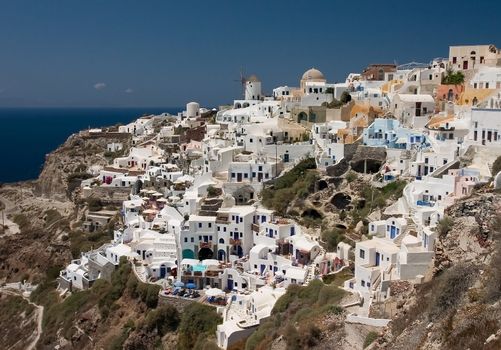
0, 107, 180, 183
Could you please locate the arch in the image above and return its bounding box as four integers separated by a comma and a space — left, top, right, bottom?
378, 68, 385, 80
298, 112, 308, 122
182, 249, 195, 259
234, 102, 241, 109
447, 89, 454, 101
198, 247, 214, 260
242, 102, 250, 108
219, 238, 225, 244
217, 249, 226, 261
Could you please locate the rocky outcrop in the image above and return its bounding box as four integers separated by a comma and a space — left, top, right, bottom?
35, 132, 131, 200
435, 192, 499, 273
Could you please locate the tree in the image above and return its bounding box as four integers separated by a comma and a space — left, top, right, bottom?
442, 68, 465, 85
340, 91, 352, 104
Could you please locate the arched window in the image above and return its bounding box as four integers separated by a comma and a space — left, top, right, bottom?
219, 238, 225, 244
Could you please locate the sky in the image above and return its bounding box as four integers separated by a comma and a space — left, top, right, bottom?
0, 0, 500, 108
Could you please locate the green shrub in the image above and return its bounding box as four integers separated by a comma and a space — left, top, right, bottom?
346, 171, 357, 183
437, 216, 454, 236
178, 303, 222, 350
86, 197, 103, 211
321, 228, 344, 251
145, 304, 180, 336
364, 331, 378, 348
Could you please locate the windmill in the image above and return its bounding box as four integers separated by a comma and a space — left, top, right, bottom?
233, 69, 247, 98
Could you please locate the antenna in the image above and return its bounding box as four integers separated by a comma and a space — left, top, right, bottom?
233, 68, 247, 98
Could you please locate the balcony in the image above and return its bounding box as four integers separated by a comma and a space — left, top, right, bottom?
230, 238, 242, 246
251, 223, 260, 233
200, 241, 213, 248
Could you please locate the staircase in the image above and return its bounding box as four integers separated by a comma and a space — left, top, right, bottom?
393, 231, 407, 247
304, 264, 316, 285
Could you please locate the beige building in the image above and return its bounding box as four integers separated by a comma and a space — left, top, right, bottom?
448, 45, 501, 71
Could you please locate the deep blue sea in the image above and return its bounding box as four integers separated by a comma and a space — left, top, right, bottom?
0, 107, 180, 183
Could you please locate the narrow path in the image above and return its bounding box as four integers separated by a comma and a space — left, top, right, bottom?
0, 288, 44, 350
0, 195, 20, 235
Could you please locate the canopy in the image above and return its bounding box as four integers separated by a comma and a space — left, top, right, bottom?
205, 288, 225, 297
186, 283, 197, 289
173, 281, 184, 287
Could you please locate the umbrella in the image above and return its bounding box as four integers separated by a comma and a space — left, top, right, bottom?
174, 281, 184, 287
186, 283, 197, 289
205, 288, 225, 297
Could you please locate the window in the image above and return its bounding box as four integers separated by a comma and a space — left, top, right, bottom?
184, 237, 188, 243
191, 237, 194, 242
359, 249, 365, 259
452, 56, 457, 64
244, 173, 248, 178
258, 166, 263, 171
424, 157, 429, 164
231, 173, 235, 178
208, 223, 212, 228
361, 280, 365, 287
198, 222, 202, 228
198, 236, 202, 240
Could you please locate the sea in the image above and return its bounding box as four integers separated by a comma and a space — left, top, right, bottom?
0, 107, 181, 183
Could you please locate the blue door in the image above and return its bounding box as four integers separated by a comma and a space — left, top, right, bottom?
228, 279, 234, 291
375, 252, 380, 266
160, 266, 166, 278
260, 264, 266, 275
390, 226, 396, 239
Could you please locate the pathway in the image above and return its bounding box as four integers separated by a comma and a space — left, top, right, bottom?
0, 195, 20, 235
0, 287, 44, 350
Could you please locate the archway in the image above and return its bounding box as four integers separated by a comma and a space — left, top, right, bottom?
298, 112, 308, 122
234, 103, 241, 109
217, 249, 226, 261
182, 249, 195, 259
198, 247, 214, 260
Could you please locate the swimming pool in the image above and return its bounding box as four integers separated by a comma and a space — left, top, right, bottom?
192, 264, 207, 272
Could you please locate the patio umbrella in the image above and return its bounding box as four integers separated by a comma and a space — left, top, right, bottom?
186, 283, 197, 289
205, 288, 224, 297
174, 281, 184, 287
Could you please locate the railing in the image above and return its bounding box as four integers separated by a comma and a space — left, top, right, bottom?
230, 238, 242, 245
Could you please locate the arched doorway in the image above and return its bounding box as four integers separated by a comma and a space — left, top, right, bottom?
217, 249, 226, 261
298, 112, 307, 122
182, 249, 195, 259
198, 247, 214, 260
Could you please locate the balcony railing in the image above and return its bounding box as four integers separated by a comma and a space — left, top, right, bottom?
230, 238, 242, 245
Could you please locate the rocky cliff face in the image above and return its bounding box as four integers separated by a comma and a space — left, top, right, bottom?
375, 188, 501, 350
35, 132, 131, 200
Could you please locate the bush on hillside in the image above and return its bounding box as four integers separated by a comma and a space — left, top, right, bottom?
145, 304, 180, 336
178, 303, 221, 350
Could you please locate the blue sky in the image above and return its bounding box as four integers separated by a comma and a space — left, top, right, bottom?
0, 0, 500, 108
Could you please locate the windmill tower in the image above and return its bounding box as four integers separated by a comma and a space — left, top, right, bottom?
234, 70, 261, 100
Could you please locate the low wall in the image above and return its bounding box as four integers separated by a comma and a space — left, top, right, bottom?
158, 294, 200, 312
346, 313, 390, 327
